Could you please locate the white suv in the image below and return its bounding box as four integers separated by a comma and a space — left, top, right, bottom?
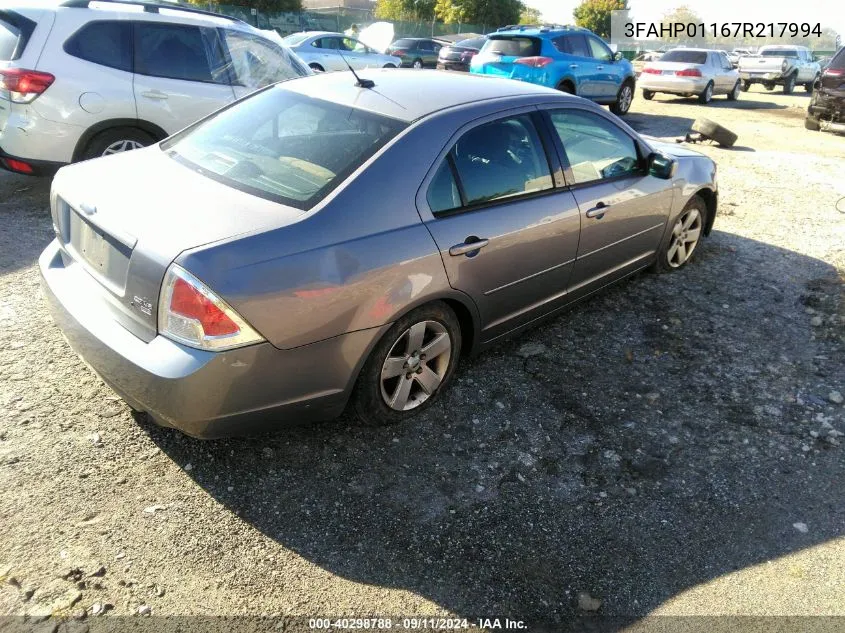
0, 0, 310, 176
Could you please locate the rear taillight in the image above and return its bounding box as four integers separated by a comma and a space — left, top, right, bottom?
158, 265, 263, 351
675, 68, 702, 77
0, 69, 55, 104
513, 56, 554, 68
461, 51, 478, 61
391, 49, 407, 56
825, 68, 844, 77
641, 67, 661, 74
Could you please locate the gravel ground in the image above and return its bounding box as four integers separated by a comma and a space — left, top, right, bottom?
1, 86, 844, 630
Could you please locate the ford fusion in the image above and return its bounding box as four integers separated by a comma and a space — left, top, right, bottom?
40, 69, 718, 438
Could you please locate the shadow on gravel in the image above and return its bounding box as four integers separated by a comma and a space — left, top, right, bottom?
148, 230, 845, 629
654, 97, 790, 110
0, 172, 53, 274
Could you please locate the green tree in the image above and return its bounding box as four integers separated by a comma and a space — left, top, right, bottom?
572, 0, 627, 39
374, 0, 435, 21
187, 0, 301, 11
430, 0, 523, 28
519, 5, 542, 25
660, 5, 705, 45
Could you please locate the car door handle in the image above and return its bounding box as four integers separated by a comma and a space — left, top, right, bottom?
140, 90, 168, 100
449, 238, 489, 256
596, 65, 604, 70
586, 203, 609, 219
569, 64, 579, 69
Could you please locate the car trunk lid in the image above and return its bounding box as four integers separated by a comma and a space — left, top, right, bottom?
50, 147, 304, 342
472, 35, 541, 79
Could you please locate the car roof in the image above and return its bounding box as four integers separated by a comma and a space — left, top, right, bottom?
663, 48, 720, 53
281, 68, 569, 123
493, 26, 589, 37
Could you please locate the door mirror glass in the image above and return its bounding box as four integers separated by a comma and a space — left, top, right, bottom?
648, 152, 677, 180
613, 50, 624, 61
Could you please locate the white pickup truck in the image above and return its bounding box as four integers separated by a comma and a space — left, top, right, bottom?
738, 45, 820, 93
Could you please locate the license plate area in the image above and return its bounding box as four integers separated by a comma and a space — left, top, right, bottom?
67, 211, 132, 295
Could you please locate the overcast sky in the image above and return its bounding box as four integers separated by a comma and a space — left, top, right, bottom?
524, 0, 844, 41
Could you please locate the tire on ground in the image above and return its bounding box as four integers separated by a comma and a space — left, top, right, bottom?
690, 117, 738, 147
83, 127, 156, 160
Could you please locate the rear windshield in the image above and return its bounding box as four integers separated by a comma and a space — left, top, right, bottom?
660, 50, 708, 64
762, 49, 798, 58
483, 36, 541, 58
0, 11, 35, 61
457, 37, 486, 49
828, 48, 845, 69
391, 39, 416, 48
162, 88, 406, 210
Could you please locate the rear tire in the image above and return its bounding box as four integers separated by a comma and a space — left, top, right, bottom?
642, 89, 655, 100
782, 73, 795, 94
351, 302, 462, 427
82, 127, 155, 160
691, 117, 737, 147
558, 81, 576, 95
610, 80, 634, 115
698, 81, 714, 104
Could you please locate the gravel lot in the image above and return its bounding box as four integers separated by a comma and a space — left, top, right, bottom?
1, 85, 844, 630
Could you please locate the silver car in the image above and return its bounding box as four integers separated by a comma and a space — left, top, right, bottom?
283, 31, 401, 72
40, 70, 718, 438
639, 48, 741, 103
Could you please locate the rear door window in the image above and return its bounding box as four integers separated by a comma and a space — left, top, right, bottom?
483, 37, 541, 58
0, 11, 35, 61
135, 23, 220, 83
554, 34, 590, 58
64, 21, 132, 72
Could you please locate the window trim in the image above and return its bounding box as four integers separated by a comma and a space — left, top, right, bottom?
0, 10, 36, 62
539, 105, 648, 190
424, 111, 563, 219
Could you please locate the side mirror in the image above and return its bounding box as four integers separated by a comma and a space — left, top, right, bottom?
648, 152, 677, 180
613, 51, 624, 62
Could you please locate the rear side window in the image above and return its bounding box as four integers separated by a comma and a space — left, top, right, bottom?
660, 50, 708, 64
0, 11, 35, 61
222, 30, 308, 89
64, 21, 131, 72
135, 23, 218, 83
163, 88, 406, 210
392, 39, 416, 49
427, 114, 553, 212
554, 34, 590, 58
483, 37, 541, 58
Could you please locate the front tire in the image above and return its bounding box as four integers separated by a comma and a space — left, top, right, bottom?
698, 81, 714, 104
412, 59, 423, 69
727, 81, 740, 101
642, 89, 655, 100
804, 76, 818, 92
383, 63, 397, 68
351, 302, 461, 426
610, 80, 634, 115
82, 127, 155, 160
652, 196, 706, 273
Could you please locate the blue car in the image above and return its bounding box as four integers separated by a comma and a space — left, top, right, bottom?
470, 25, 636, 115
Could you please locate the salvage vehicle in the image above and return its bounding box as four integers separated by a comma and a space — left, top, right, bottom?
639, 48, 740, 103
470, 25, 637, 115
436, 36, 486, 72
386, 38, 445, 68
40, 70, 718, 438
806, 46, 845, 133
282, 31, 401, 72
631, 51, 662, 77
727, 48, 753, 68
738, 45, 820, 93
0, 0, 309, 176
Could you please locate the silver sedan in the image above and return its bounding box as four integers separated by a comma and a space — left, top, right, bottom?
40, 70, 718, 437
639, 48, 741, 103
284, 31, 401, 72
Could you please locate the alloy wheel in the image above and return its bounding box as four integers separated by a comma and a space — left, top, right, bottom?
667, 207, 702, 268
618, 84, 633, 113
380, 320, 452, 411
102, 140, 145, 156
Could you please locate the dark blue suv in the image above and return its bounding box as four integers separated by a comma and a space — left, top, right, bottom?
470, 25, 636, 115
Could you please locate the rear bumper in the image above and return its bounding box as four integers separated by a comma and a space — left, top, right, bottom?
437, 61, 470, 72
638, 75, 709, 94
39, 239, 385, 438
0, 101, 80, 167
739, 71, 784, 83
0, 145, 64, 176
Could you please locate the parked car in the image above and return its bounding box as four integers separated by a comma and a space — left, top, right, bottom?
727, 48, 753, 67
387, 38, 445, 68
639, 48, 741, 103
469, 25, 637, 115
738, 45, 820, 93
282, 31, 401, 72
39, 69, 718, 438
806, 46, 844, 133
436, 36, 486, 72
631, 51, 662, 77
0, 0, 309, 176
